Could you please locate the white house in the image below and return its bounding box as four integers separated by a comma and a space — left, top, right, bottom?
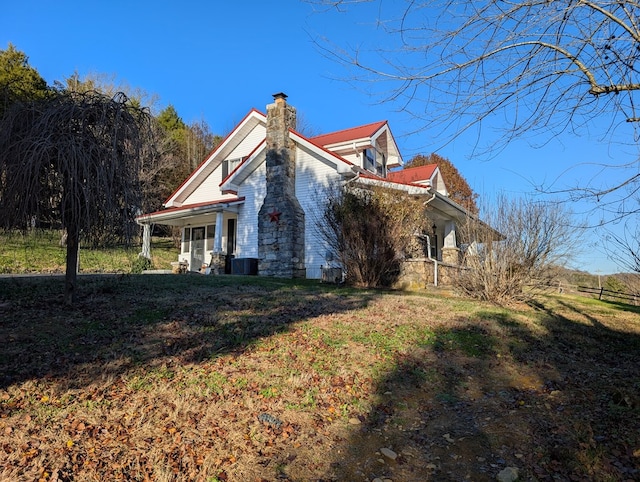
136, 93, 472, 279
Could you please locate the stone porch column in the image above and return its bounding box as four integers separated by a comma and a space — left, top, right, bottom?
209, 211, 226, 274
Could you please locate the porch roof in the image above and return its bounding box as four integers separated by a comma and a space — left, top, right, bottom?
136, 197, 245, 227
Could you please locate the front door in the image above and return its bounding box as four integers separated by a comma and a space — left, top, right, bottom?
191, 227, 205, 271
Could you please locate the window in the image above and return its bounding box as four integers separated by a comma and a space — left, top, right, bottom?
182, 227, 191, 253
206, 224, 215, 251
363, 149, 376, 172
363, 149, 387, 176
222, 158, 243, 179
376, 152, 387, 177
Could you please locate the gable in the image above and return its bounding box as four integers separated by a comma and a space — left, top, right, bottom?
387, 164, 448, 195
310, 121, 402, 171
164, 109, 267, 207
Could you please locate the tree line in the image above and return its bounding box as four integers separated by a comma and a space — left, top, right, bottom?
0, 43, 221, 304
0, 43, 221, 226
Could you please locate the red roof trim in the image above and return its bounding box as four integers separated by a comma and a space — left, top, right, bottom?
137, 197, 245, 219
310, 120, 388, 147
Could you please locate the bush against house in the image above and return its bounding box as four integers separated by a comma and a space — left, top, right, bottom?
318, 185, 428, 288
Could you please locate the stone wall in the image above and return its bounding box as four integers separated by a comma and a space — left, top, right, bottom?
257, 94, 306, 278
394, 258, 462, 289
209, 252, 226, 275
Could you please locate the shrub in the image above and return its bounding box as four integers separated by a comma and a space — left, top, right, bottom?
318, 185, 427, 288
455, 195, 581, 303
131, 255, 153, 274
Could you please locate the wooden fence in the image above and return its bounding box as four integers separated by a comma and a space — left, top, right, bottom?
575, 285, 639, 306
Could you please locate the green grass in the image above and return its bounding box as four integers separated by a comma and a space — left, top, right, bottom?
0, 230, 178, 273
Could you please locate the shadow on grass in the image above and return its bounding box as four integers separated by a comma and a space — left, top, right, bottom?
0, 274, 378, 391
2, 277, 639, 481
327, 296, 640, 481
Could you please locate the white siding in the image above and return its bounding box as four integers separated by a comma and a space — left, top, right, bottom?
181, 124, 266, 206
235, 163, 266, 258
182, 167, 236, 205
341, 152, 361, 167
228, 124, 266, 159
295, 146, 344, 279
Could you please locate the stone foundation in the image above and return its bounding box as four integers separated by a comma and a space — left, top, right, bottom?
209, 252, 226, 275
394, 258, 462, 289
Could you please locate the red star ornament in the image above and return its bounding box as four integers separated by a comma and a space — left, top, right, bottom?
268, 208, 282, 222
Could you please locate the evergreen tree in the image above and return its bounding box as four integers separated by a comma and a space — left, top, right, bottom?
0, 43, 49, 116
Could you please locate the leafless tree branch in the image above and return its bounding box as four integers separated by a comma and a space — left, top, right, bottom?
0, 90, 156, 304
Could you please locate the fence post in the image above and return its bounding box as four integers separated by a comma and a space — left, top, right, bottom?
599, 287, 604, 300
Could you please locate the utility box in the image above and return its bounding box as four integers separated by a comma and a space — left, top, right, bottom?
321, 267, 343, 284
231, 258, 259, 275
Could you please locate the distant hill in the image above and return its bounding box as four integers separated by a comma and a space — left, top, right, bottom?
556, 266, 639, 295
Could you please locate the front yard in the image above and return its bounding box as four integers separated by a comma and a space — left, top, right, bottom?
0, 274, 638, 481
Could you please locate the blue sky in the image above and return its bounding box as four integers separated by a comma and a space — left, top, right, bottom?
3, 0, 637, 274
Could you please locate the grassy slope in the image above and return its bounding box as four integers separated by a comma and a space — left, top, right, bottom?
0, 231, 178, 274
0, 275, 638, 481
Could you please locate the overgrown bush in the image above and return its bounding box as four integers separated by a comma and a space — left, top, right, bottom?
456, 195, 581, 304
318, 185, 427, 288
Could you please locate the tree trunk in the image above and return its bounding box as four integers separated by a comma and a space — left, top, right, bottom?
64, 225, 79, 306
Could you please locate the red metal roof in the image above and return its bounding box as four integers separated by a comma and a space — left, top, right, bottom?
310, 120, 388, 147
387, 164, 438, 185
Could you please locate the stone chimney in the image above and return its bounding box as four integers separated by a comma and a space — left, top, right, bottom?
257, 93, 306, 278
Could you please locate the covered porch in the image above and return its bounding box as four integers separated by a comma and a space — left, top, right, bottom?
136, 198, 244, 273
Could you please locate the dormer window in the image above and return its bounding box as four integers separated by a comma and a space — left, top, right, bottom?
363, 148, 387, 177
364, 148, 376, 172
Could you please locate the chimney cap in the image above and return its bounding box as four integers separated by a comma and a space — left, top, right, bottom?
272, 92, 288, 102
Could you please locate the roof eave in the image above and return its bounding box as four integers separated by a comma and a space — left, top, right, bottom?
137, 198, 245, 226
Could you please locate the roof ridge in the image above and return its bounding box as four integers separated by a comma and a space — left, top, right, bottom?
311, 120, 387, 142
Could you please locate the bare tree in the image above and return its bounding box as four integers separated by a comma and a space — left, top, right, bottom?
615, 272, 640, 296
311, 1, 640, 213
604, 222, 640, 274
457, 195, 581, 304
0, 90, 155, 304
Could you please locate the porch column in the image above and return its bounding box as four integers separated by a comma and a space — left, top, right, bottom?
210, 211, 226, 275
443, 221, 457, 248
442, 221, 461, 266
213, 211, 224, 252
140, 224, 151, 259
